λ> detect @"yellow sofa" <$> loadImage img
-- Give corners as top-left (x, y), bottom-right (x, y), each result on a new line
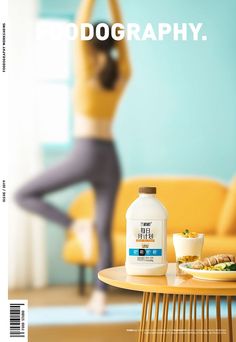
top-left (63, 176), bottom-right (236, 277)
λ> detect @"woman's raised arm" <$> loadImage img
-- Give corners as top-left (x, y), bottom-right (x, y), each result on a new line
top-left (75, 0), bottom-right (96, 75)
top-left (76, 0), bottom-right (95, 25)
top-left (108, 0), bottom-right (132, 81)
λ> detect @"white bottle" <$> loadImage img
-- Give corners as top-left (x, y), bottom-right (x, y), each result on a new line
top-left (125, 186), bottom-right (168, 276)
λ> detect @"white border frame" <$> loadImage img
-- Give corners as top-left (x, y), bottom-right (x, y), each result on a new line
top-left (0, 0), bottom-right (8, 340)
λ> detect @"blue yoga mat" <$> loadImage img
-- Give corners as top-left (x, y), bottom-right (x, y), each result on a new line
top-left (29, 300), bottom-right (236, 326)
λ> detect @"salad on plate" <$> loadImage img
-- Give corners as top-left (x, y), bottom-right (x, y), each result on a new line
top-left (186, 254), bottom-right (236, 271)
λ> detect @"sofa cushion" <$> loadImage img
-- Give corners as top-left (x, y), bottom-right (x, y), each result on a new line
top-left (63, 231), bottom-right (236, 266)
top-left (217, 176), bottom-right (236, 235)
top-left (69, 177), bottom-right (227, 236)
top-left (113, 177), bottom-right (227, 234)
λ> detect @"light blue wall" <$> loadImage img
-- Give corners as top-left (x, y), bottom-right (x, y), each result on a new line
top-left (40, 0), bottom-right (236, 284)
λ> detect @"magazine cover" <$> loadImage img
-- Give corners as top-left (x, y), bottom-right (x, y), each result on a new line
top-left (1, 0), bottom-right (236, 341)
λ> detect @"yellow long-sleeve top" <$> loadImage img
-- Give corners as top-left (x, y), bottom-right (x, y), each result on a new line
top-left (74, 0), bottom-right (131, 121)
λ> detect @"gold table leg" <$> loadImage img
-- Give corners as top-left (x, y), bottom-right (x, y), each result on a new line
top-left (138, 293), bottom-right (234, 342)
top-left (227, 296), bottom-right (233, 342)
top-left (206, 296), bottom-right (209, 342)
top-left (193, 295), bottom-right (197, 342)
top-left (139, 292), bottom-right (149, 342)
top-left (171, 295), bottom-right (176, 342)
top-left (188, 295), bottom-right (193, 342)
top-left (201, 295), bottom-right (205, 342)
top-left (138, 293), bottom-right (176, 342)
top-left (160, 294), bottom-right (166, 341)
top-left (216, 296), bottom-right (221, 342)
top-left (163, 295), bottom-right (169, 342)
top-left (147, 293), bottom-right (153, 342)
top-left (152, 293), bottom-right (160, 342)
top-left (183, 295), bottom-right (186, 342)
top-left (176, 295), bottom-right (181, 342)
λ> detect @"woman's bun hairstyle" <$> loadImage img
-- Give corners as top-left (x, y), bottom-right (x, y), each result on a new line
top-left (91, 22), bottom-right (119, 90)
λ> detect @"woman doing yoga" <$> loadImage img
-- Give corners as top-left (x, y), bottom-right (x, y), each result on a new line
top-left (15, 0), bottom-right (131, 314)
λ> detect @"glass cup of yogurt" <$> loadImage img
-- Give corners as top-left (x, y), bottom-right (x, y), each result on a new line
top-left (173, 230), bottom-right (204, 273)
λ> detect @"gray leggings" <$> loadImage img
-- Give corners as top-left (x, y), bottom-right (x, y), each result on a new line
top-left (15, 138), bottom-right (121, 290)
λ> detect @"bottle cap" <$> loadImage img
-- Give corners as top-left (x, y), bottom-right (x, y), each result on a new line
top-left (139, 186), bottom-right (156, 194)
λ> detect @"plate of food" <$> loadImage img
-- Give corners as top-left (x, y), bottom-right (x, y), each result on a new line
top-left (179, 254), bottom-right (236, 281)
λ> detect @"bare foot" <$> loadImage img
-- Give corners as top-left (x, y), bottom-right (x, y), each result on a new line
top-left (86, 289), bottom-right (107, 315)
top-left (70, 219), bottom-right (94, 260)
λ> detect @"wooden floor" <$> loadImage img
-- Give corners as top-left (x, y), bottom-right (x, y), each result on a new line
top-left (28, 323), bottom-right (139, 342)
top-left (9, 285), bottom-right (141, 342)
top-left (9, 287), bottom-right (236, 342)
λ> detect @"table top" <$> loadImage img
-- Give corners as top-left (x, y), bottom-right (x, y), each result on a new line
top-left (98, 263), bottom-right (236, 296)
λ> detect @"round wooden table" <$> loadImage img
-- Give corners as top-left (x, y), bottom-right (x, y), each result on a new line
top-left (98, 263), bottom-right (236, 342)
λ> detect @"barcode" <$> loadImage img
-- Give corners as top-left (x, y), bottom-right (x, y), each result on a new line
top-left (9, 300), bottom-right (28, 341)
